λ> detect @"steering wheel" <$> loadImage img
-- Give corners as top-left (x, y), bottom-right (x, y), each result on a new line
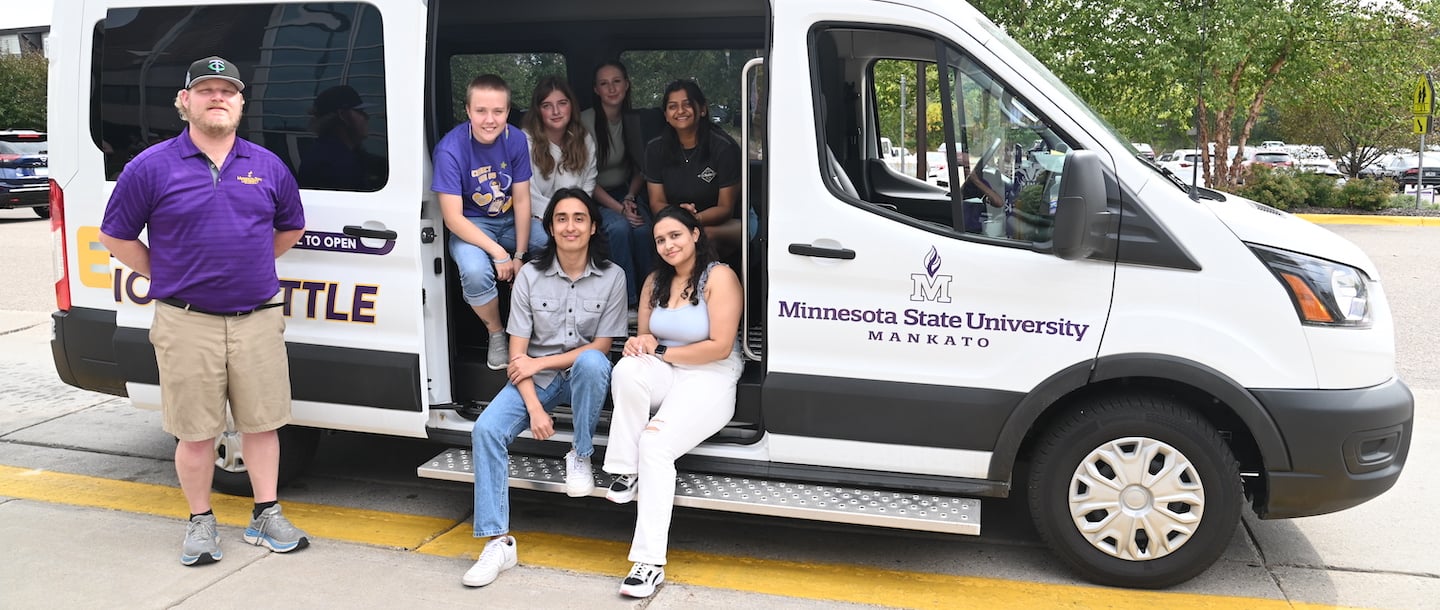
top-left (964, 137), bottom-right (1004, 207)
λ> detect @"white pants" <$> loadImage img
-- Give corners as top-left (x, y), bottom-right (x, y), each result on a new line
top-left (603, 350), bottom-right (743, 565)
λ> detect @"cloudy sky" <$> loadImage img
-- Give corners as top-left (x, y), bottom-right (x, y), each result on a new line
top-left (1, 1), bottom-right (54, 29)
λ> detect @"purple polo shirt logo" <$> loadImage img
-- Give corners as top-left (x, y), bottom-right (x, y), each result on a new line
top-left (910, 246), bottom-right (953, 303)
top-left (237, 171), bottom-right (263, 185)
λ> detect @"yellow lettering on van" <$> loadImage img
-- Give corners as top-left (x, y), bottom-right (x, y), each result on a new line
top-left (76, 226), bottom-right (112, 289)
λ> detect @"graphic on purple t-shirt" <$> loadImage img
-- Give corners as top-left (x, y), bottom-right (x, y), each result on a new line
top-left (431, 122), bottom-right (533, 218)
top-left (100, 128), bottom-right (305, 313)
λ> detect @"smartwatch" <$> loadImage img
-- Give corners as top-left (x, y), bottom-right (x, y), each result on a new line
top-left (653, 344), bottom-right (668, 360)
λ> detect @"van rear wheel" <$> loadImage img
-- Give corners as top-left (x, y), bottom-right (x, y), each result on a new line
top-left (33, 205), bottom-right (50, 219)
top-left (1027, 396), bottom-right (1242, 589)
top-left (209, 425), bottom-right (322, 496)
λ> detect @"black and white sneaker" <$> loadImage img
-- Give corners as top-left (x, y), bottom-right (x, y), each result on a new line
top-left (606, 474), bottom-right (638, 504)
top-left (618, 562), bottom-right (664, 598)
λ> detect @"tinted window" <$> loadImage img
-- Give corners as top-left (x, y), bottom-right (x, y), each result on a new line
top-left (621, 48), bottom-right (762, 143)
top-left (92, 3), bottom-right (389, 190)
top-left (448, 53), bottom-right (567, 126)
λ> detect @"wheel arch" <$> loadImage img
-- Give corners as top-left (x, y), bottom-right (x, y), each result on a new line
top-left (990, 354), bottom-right (1288, 489)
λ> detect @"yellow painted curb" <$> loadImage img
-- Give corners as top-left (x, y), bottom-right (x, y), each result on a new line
top-left (0, 464), bottom-right (456, 549)
top-left (0, 464), bottom-right (1367, 610)
top-left (1295, 213), bottom-right (1440, 226)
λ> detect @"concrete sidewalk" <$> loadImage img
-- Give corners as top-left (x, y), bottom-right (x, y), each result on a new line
top-left (0, 310), bottom-right (867, 609)
top-left (0, 495), bottom-right (857, 609)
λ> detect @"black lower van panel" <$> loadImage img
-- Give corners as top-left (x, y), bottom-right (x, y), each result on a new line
top-left (761, 372), bottom-right (1020, 450)
top-left (51, 308), bottom-right (127, 396)
top-left (53, 306), bottom-right (422, 412)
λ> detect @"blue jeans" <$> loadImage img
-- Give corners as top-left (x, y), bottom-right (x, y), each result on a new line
top-left (448, 214), bottom-right (549, 306)
top-left (471, 349), bottom-right (611, 537)
top-left (601, 186), bottom-right (653, 306)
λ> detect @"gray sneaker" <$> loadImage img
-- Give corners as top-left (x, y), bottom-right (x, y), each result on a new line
top-left (487, 331), bottom-right (509, 370)
top-left (243, 505), bottom-right (310, 553)
top-left (180, 513), bottom-right (222, 566)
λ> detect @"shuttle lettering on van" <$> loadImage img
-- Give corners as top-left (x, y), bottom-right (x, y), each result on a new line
top-left (107, 268), bottom-right (378, 323)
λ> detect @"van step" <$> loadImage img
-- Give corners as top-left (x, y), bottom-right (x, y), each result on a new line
top-left (418, 448), bottom-right (980, 535)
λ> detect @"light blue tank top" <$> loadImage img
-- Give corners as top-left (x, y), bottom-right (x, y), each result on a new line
top-left (650, 262), bottom-right (722, 347)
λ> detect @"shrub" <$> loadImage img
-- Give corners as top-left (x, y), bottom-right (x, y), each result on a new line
top-left (1294, 172), bottom-right (1339, 208)
top-left (1238, 165), bottom-right (1306, 210)
top-left (1337, 178), bottom-right (1394, 211)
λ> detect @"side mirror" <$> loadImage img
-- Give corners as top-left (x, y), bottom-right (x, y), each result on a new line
top-left (1052, 150), bottom-right (1108, 261)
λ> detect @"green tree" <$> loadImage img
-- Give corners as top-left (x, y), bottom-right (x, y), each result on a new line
top-left (0, 54), bottom-right (47, 130)
top-left (970, 0), bottom-right (1399, 190)
top-left (1275, 10), bottom-right (1440, 176)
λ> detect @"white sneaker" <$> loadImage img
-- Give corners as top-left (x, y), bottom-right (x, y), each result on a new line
top-left (606, 474), bottom-right (638, 504)
top-left (564, 449), bottom-right (594, 497)
top-left (462, 535), bottom-right (518, 587)
top-left (619, 562), bottom-right (665, 598)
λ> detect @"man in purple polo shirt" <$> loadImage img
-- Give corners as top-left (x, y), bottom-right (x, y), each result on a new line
top-left (99, 56), bottom-right (310, 567)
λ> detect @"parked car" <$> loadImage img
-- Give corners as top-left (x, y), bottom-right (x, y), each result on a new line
top-left (1131, 142), bottom-right (1155, 160)
top-left (1248, 151), bottom-right (1295, 169)
top-left (1397, 164), bottom-right (1440, 190)
top-left (0, 130), bottom-right (49, 218)
top-left (1296, 158), bottom-right (1347, 186)
top-left (1381, 156), bottom-right (1422, 191)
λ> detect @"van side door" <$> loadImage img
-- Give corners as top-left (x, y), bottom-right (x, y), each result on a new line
top-left (762, 4), bottom-right (1118, 480)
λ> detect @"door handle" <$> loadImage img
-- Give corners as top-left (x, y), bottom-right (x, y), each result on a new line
top-left (343, 225), bottom-right (398, 240)
top-left (788, 243), bottom-right (856, 260)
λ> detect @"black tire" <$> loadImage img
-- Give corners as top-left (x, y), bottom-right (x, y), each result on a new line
top-left (209, 426), bottom-right (322, 496)
top-left (1027, 396), bottom-right (1242, 589)
top-left (33, 206), bottom-right (50, 219)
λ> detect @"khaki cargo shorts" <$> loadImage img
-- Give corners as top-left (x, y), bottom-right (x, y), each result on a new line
top-left (150, 300), bottom-right (292, 442)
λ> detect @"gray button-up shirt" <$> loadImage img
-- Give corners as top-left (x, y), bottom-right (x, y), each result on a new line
top-left (507, 258), bottom-right (628, 388)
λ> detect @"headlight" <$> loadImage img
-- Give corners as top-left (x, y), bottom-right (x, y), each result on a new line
top-left (1250, 244), bottom-right (1371, 327)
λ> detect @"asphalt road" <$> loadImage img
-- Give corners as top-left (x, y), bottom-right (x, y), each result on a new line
top-left (2, 208), bottom-right (1438, 608)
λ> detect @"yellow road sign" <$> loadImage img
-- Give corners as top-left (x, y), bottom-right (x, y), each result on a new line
top-left (1414, 75), bottom-right (1435, 116)
top-left (1415, 115), bottom-right (1430, 135)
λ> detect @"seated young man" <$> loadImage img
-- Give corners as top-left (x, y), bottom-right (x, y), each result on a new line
top-left (462, 187), bottom-right (628, 588)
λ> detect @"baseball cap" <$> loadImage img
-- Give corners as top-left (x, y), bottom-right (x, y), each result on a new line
top-left (186, 56), bottom-right (245, 91)
top-left (312, 85), bottom-right (367, 116)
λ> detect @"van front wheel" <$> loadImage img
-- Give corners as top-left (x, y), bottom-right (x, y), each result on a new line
top-left (209, 426), bottom-right (322, 496)
top-left (1027, 397), bottom-right (1242, 589)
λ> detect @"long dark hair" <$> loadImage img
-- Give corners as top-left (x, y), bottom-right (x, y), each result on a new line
top-left (649, 205), bottom-right (717, 309)
top-left (523, 76), bottom-right (588, 179)
top-left (590, 60), bottom-right (634, 171)
top-left (529, 187), bottom-right (612, 271)
top-left (659, 79), bottom-right (721, 169)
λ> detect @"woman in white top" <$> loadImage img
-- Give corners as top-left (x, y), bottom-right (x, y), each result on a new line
top-left (581, 60), bottom-right (650, 307)
top-left (602, 205), bottom-right (744, 598)
top-left (523, 76), bottom-right (597, 249)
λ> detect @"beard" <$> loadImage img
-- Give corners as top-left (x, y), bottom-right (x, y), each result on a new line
top-left (187, 105), bottom-right (242, 137)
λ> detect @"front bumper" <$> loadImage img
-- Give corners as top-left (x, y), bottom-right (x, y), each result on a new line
top-left (1252, 378), bottom-right (1413, 519)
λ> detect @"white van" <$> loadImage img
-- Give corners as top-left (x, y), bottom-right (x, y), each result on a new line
top-left (47, 0), bottom-right (1411, 589)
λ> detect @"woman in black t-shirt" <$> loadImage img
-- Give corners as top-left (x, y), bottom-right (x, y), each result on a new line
top-left (643, 80), bottom-right (744, 255)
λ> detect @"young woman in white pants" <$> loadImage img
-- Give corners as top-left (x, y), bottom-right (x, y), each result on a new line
top-left (603, 205), bottom-right (743, 598)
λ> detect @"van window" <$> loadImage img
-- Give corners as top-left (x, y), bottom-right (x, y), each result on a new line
top-left (815, 27), bottom-right (1072, 243)
top-left (448, 53), bottom-right (567, 126)
top-left (92, 3), bottom-right (389, 191)
top-left (93, 3), bottom-right (391, 189)
top-left (620, 49), bottom-right (762, 140)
